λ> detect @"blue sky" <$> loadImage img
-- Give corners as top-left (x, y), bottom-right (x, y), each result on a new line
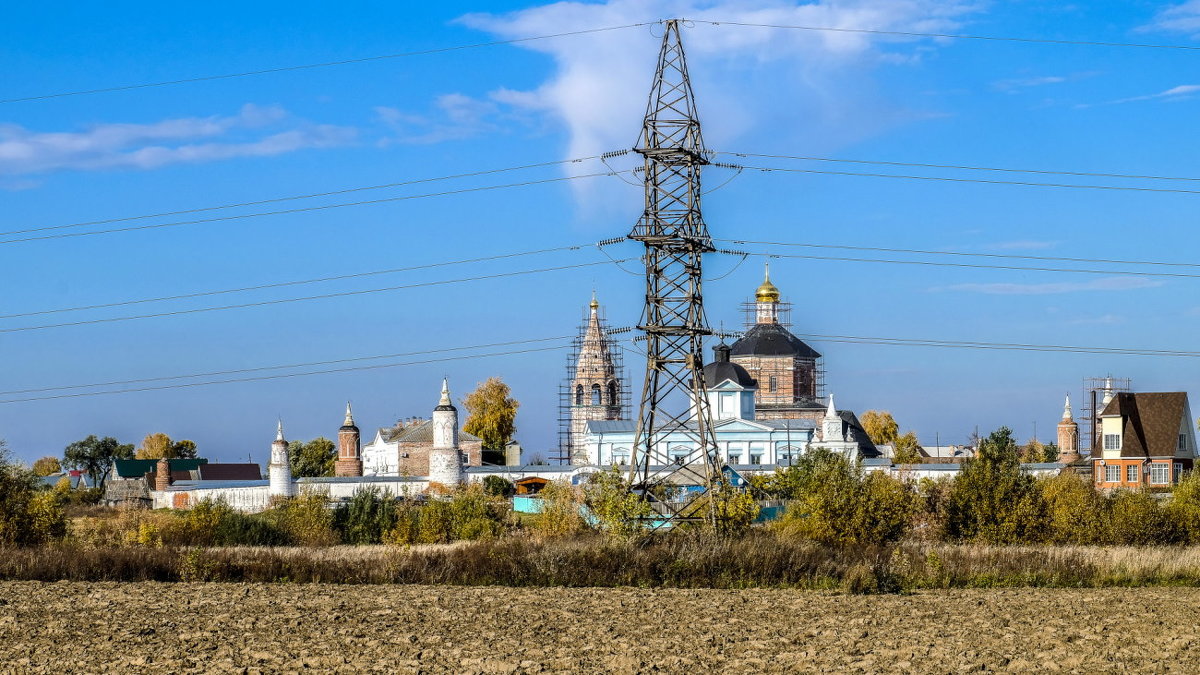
top-left (4, 0), bottom-right (1200, 464)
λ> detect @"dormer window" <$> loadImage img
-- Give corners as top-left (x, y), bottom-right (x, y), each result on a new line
top-left (1180, 434), bottom-right (1188, 451)
top-left (1103, 434), bottom-right (1121, 450)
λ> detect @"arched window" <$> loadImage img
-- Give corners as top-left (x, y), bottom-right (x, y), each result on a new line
top-left (607, 381), bottom-right (618, 406)
top-left (575, 385), bottom-right (584, 405)
top-left (591, 383), bottom-right (602, 406)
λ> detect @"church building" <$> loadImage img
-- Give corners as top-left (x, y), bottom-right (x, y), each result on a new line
top-left (582, 270), bottom-right (878, 466)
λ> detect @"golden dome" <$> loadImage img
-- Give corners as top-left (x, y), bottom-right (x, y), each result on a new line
top-left (755, 264), bottom-right (780, 303)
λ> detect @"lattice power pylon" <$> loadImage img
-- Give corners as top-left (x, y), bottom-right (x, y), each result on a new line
top-left (626, 19), bottom-right (722, 524)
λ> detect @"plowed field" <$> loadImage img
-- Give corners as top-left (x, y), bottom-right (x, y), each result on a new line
top-left (2, 582), bottom-right (1198, 672)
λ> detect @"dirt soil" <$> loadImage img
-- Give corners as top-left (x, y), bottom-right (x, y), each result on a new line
top-left (2, 582), bottom-right (1199, 673)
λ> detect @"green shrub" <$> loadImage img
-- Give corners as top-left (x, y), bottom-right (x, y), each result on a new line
top-left (944, 427), bottom-right (1046, 544)
top-left (1108, 490), bottom-right (1181, 545)
top-left (482, 476), bottom-right (515, 498)
top-left (334, 487), bottom-right (398, 545)
top-left (1040, 472), bottom-right (1105, 545)
top-left (0, 449), bottom-right (68, 547)
top-left (531, 481), bottom-right (587, 538)
top-left (265, 493), bottom-right (337, 546)
top-left (775, 452), bottom-right (916, 547)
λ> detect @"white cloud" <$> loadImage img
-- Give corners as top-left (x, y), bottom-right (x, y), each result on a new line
top-left (1065, 314), bottom-right (1125, 325)
top-left (939, 276), bottom-right (1162, 295)
top-left (1143, 1), bottom-right (1200, 37)
top-left (448, 0), bottom-right (978, 210)
top-left (992, 75), bottom-right (1067, 93)
top-left (0, 104), bottom-right (355, 177)
top-left (1080, 84), bottom-right (1200, 108)
top-left (375, 93), bottom-right (500, 145)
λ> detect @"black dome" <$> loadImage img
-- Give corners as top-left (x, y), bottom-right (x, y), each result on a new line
top-left (703, 343), bottom-right (757, 388)
top-left (730, 323), bottom-right (821, 359)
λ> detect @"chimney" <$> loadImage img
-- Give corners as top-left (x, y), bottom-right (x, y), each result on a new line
top-left (154, 457), bottom-right (171, 491)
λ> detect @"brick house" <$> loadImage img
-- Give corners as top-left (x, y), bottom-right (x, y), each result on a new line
top-left (362, 418), bottom-right (483, 477)
top-left (1093, 392), bottom-right (1196, 490)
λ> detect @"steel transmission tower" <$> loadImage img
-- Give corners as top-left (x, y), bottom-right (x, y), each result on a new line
top-left (627, 19), bottom-right (721, 522)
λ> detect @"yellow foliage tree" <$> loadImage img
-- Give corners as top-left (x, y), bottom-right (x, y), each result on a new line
top-left (860, 410), bottom-right (899, 445)
top-left (462, 377), bottom-right (519, 451)
top-left (135, 433), bottom-right (174, 460)
top-left (31, 456), bottom-right (61, 476)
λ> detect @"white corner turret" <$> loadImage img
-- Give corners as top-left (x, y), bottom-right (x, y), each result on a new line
top-left (269, 420), bottom-right (294, 498)
top-left (428, 378), bottom-right (464, 488)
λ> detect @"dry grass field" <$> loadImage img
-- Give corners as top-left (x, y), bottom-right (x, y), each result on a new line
top-left (2, 582), bottom-right (1200, 673)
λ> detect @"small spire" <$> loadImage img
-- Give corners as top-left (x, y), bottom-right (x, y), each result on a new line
top-left (344, 401), bottom-right (355, 426)
top-left (826, 394), bottom-right (837, 417)
top-left (276, 419), bottom-right (285, 442)
top-left (764, 262), bottom-right (771, 282)
top-left (1062, 393), bottom-right (1072, 421)
top-left (439, 378), bottom-right (452, 407)
top-left (590, 289), bottom-right (599, 310)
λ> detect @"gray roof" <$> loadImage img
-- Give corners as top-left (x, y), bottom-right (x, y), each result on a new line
top-left (730, 323), bottom-right (821, 359)
top-left (380, 419), bottom-right (482, 444)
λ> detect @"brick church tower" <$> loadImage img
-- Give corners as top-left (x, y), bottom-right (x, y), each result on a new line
top-left (730, 265), bottom-right (824, 421)
top-left (1057, 394), bottom-right (1080, 464)
top-left (335, 402), bottom-right (363, 477)
top-left (566, 294), bottom-right (624, 464)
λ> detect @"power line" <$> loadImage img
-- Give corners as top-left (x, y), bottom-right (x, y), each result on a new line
top-left (722, 163), bottom-right (1200, 196)
top-left (0, 242), bottom-right (595, 319)
top-left (0, 154), bottom-right (614, 238)
top-left (11, 327), bottom-right (1200, 405)
top-left (0, 345), bottom-right (571, 404)
top-left (0, 171), bottom-right (628, 245)
top-left (0, 258), bottom-right (633, 333)
top-left (717, 239), bottom-right (1200, 271)
top-left (793, 332), bottom-right (1200, 358)
top-left (728, 249), bottom-right (1200, 280)
top-left (717, 151), bottom-right (1200, 184)
top-left (693, 18), bottom-right (1200, 51)
top-left (1, 23), bottom-right (656, 104)
top-left (0, 335), bottom-right (576, 396)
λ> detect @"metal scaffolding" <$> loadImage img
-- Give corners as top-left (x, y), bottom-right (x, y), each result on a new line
top-left (556, 302), bottom-right (630, 465)
top-left (626, 19), bottom-right (722, 523)
top-left (1080, 376), bottom-right (1131, 454)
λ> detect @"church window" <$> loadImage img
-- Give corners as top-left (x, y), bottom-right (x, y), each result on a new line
top-left (591, 384), bottom-right (602, 406)
top-left (575, 385), bottom-right (584, 406)
top-left (608, 381), bottom-right (618, 405)
top-left (768, 376), bottom-right (777, 392)
top-left (749, 453), bottom-right (762, 465)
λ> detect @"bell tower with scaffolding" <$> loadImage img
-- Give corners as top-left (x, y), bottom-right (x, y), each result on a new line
top-left (558, 293), bottom-right (628, 464)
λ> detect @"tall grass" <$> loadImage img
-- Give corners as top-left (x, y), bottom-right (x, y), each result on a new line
top-left (8, 533), bottom-right (1200, 590)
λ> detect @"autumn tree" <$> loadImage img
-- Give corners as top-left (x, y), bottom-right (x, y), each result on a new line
top-left (31, 456), bottom-right (62, 476)
top-left (860, 410), bottom-right (899, 445)
top-left (63, 435), bottom-right (134, 490)
top-left (289, 437), bottom-right (336, 478)
top-left (462, 377), bottom-right (519, 452)
top-left (135, 433), bottom-right (174, 459)
top-left (893, 432), bottom-right (923, 464)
